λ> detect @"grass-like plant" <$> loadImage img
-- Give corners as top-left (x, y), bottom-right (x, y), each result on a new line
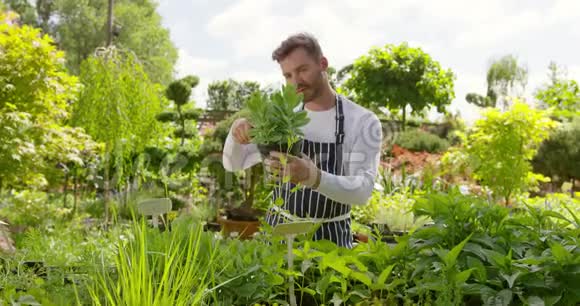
top-left (82, 218), bottom-right (231, 305)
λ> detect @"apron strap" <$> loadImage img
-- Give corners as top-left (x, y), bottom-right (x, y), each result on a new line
top-left (335, 95), bottom-right (345, 175)
top-left (335, 95), bottom-right (345, 145)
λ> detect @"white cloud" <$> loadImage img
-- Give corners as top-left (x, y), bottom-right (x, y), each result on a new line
top-left (175, 49), bottom-right (228, 78)
top-left (164, 0), bottom-right (580, 114)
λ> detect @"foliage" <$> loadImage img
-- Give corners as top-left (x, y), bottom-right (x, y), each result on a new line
top-left (466, 54), bottom-right (528, 109)
top-left (534, 62), bottom-right (580, 120)
top-left (84, 219), bottom-right (228, 305)
top-left (523, 192), bottom-right (580, 226)
top-left (7, 0), bottom-right (179, 84)
top-left (343, 42), bottom-right (455, 129)
top-left (206, 79), bottom-right (262, 111)
top-left (394, 129), bottom-right (450, 153)
top-left (245, 83), bottom-right (310, 146)
top-left (351, 190), bottom-right (423, 232)
top-left (72, 46), bottom-right (166, 189)
top-left (0, 18), bottom-right (100, 189)
top-left (0, 190), bottom-right (69, 230)
top-left (464, 101), bottom-right (556, 204)
top-left (532, 118), bottom-right (580, 193)
top-left (157, 75), bottom-right (202, 146)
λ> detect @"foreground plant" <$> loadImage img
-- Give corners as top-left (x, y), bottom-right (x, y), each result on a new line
top-left (83, 218), bottom-right (227, 305)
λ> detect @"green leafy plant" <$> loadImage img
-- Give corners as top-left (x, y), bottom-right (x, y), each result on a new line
top-left (245, 84), bottom-right (310, 154)
top-left (394, 129), bottom-right (450, 153)
top-left (464, 101), bottom-right (557, 205)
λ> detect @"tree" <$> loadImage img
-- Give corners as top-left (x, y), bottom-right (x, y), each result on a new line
top-left (533, 118), bottom-right (580, 197)
top-left (534, 62), bottom-right (580, 120)
top-left (343, 42), bottom-right (455, 130)
top-left (71, 46), bottom-right (167, 221)
top-left (466, 54), bottom-right (528, 109)
top-left (206, 79), bottom-right (261, 111)
top-left (157, 75), bottom-right (202, 146)
top-left (0, 14), bottom-right (100, 190)
top-left (3, 0), bottom-right (178, 85)
top-left (465, 101), bottom-right (556, 205)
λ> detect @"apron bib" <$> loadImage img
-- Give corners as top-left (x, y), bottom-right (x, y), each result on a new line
top-left (265, 94), bottom-right (352, 248)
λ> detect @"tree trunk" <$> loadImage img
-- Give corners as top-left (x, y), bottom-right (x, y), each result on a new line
top-left (572, 178), bottom-right (576, 198)
top-left (178, 104), bottom-right (185, 146)
top-left (402, 106), bottom-right (407, 132)
top-left (72, 168), bottom-right (78, 218)
top-left (104, 151), bottom-right (111, 227)
top-left (106, 0), bottom-right (114, 46)
top-left (63, 170), bottom-right (69, 208)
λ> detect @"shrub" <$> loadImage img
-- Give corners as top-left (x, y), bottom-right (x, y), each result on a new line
top-left (394, 129), bottom-right (450, 153)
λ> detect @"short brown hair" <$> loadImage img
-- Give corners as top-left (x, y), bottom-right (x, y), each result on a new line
top-left (271, 32), bottom-right (323, 62)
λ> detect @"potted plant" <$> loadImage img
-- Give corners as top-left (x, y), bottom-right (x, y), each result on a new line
top-left (245, 84), bottom-right (310, 158)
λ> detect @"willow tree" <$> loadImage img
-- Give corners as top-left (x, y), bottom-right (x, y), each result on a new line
top-left (72, 46), bottom-right (166, 221)
top-left (466, 54), bottom-right (528, 109)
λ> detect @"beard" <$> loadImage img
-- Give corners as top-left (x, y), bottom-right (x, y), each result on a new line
top-left (297, 79), bottom-right (322, 102)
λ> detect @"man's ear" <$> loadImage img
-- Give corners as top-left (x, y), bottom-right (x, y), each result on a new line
top-left (320, 56), bottom-right (328, 70)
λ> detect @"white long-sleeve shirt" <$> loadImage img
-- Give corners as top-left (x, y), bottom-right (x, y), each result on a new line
top-left (222, 96), bottom-right (383, 206)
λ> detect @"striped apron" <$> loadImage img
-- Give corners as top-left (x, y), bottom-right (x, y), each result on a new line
top-left (265, 94), bottom-right (352, 248)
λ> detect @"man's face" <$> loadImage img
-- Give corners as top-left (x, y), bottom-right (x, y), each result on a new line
top-left (279, 47), bottom-right (327, 102)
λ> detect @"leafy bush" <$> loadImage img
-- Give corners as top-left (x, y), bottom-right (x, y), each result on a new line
top-left (393, 129), bottom-right (450, 153)
top-left (464, 101), bottom-right (556, 204)
top-left (532, 118), bottom-right (580, 193)
top-left (0, 190), bottom-right (69, 230)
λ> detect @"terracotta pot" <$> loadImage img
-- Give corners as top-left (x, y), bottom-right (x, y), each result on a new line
top-left (217, 216), bottom-right (260, 240)
top-left (354, 233), bottom-right (369, 243)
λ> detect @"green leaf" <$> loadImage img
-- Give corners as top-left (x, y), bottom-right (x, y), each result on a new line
top-left (500, 272), bottom-right (521, 289)
top-left (526, 296), bottom-right (545, 306)
top-left (454, 268), bottom-right (475, 285)
top-left (550, 242), bottom-right (572, 263)
top-left (350, 271), bottom-right (372, 287)
top-left (467, 256), bottom-right (487, 282)
top-left (299, 287), bottom-right (316, 296)
top-left (444, 233), bottom-right (473, 267)
top-left (484, 289), bottom-right (512, 306)
top-left (377, 264), bottom-right (395, 286)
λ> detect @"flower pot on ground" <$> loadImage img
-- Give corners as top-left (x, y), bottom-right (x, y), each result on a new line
top-left (217, 215), bottom-right (260, 239)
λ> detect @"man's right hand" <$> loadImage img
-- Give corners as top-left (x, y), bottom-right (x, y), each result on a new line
top-left (231, 118), bottom-right (252, 144)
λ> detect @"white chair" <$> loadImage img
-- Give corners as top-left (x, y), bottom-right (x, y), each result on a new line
top-left (137, 198), bottom-right (172, 229)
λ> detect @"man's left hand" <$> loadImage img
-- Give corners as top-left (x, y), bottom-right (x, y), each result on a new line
top-left (264, 151), bottom-right (321, 189)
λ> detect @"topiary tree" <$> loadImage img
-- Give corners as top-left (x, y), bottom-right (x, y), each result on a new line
top-left (465, 101), bottom-right (556, 205)
top-left (156, 75), bottom-right (202, 146)
top-left (532, 118), bottom-right (580, 197)
top-left (343, 42), bottom-right (455, 130)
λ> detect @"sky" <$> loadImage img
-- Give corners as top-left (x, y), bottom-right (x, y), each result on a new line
top-left (156, 0), bottom-right (580, 124)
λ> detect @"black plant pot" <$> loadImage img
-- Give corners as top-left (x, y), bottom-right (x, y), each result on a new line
top-left (257, 138), bottom-right (304, 158)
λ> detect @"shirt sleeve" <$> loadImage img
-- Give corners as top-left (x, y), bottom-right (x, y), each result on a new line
top-left (222, 126), bottom-right (262, 172)
top-left (315, 112), bottom-right (382, 205)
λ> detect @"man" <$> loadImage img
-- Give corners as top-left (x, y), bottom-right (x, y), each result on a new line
top-left (222, 32), bottom-right (382, 248)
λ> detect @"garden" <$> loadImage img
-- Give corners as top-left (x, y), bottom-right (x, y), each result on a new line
top-left (1, 2), bottom-right (580, 306)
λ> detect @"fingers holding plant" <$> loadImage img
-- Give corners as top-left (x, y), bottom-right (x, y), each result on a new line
top-left (231, 118), bottom-right (252, 144)
top-left (265, 152), bottom-right (321, 189)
